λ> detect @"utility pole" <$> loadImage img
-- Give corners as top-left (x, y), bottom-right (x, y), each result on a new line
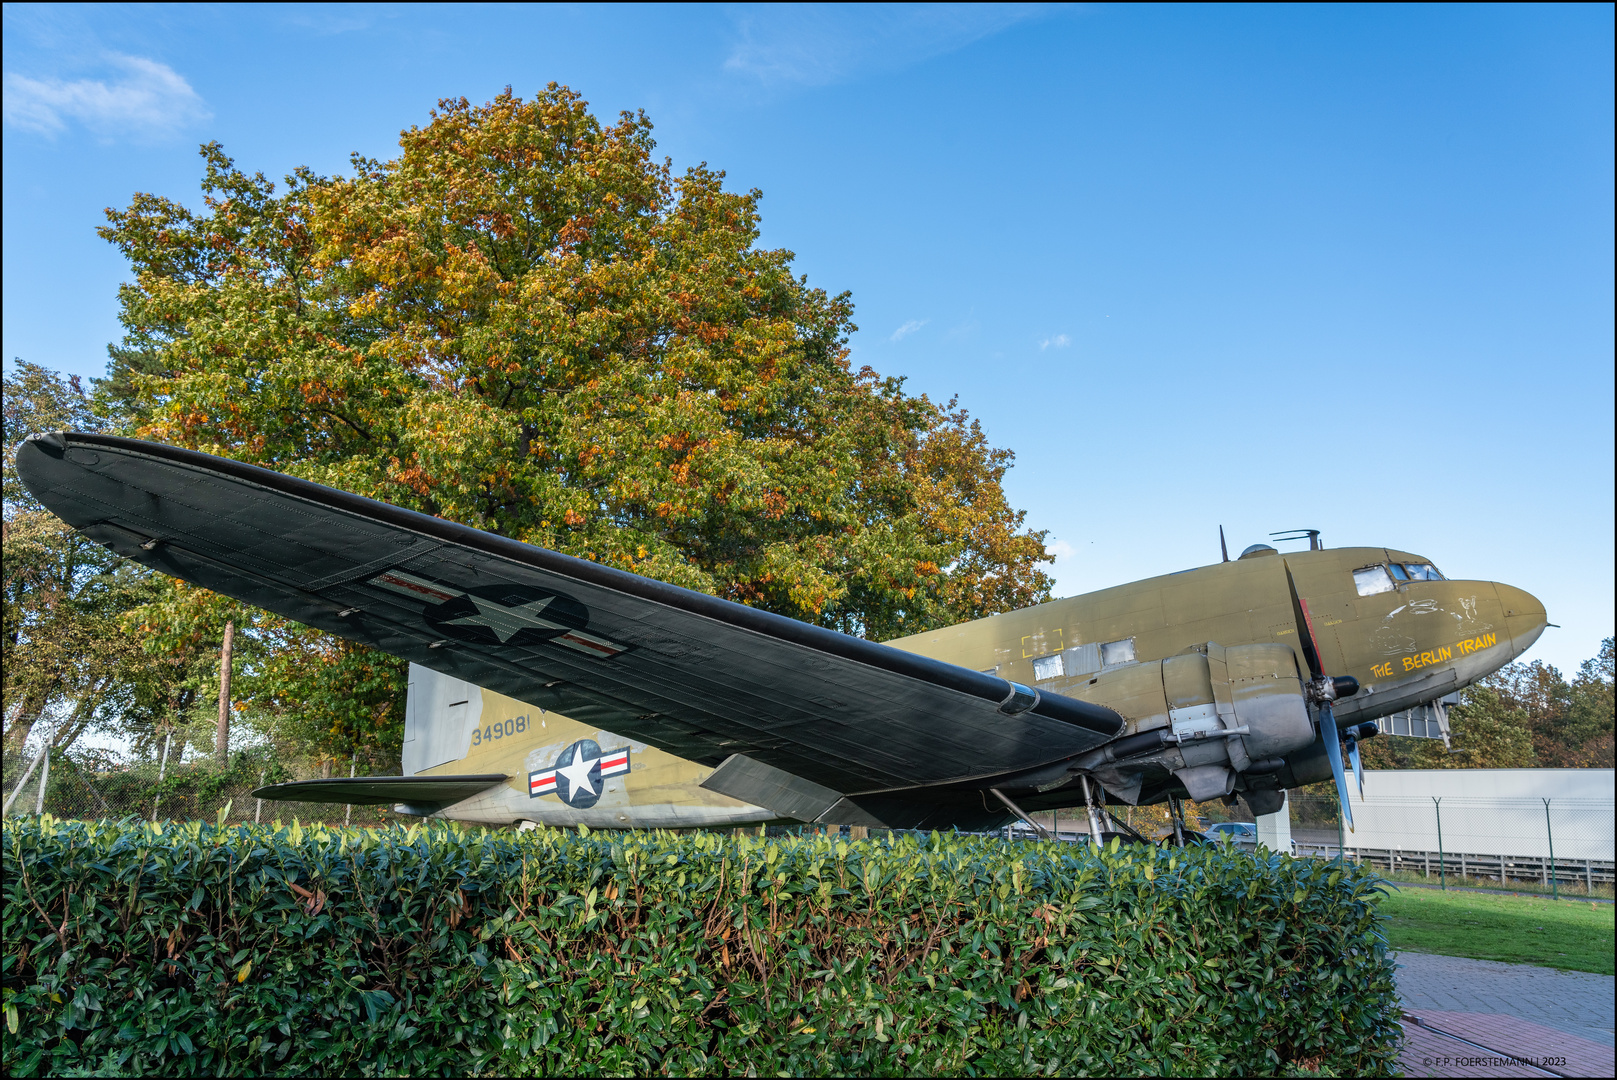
top-left (1543, 798), bottom-right (1557, 901)
top-left (153, 730), bottom-right (172, 823)
top-left (344, 751), bottom-right (356, 827)
top-left (34, 741), bottom-right (50, 816)
top-left (215, 620), bottom-right (234, 769)
top-left (1434, 797), bottom-right (1445, 890)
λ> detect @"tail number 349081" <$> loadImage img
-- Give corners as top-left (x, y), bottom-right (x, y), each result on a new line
top-left (472, 715), bottom-right (530, 746)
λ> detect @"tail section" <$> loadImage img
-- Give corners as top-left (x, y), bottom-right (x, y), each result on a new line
top-left (257, 663), bottom-right (774, 829)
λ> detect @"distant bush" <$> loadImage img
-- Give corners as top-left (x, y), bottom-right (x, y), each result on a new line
top-left (1, 817), bottom-right (1400, 1076)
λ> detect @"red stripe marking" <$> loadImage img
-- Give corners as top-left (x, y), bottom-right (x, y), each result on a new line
top-left (1297, 596), bottom-right (1323, 671)
top-left (375, 572), bottom-right (460, 603)
top-left (561, 632), bottom-right (622, 656)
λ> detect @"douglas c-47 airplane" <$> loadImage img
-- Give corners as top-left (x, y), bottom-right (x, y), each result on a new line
top-left (17, 433), bottom-right (1548, 837)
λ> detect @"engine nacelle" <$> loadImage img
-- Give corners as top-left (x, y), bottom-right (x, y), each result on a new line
top-left (1065, 642), bottom-right (1312, 804)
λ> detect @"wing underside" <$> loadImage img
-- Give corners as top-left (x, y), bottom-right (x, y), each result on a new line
top-left (18, 433), bottom-right (1122, 810)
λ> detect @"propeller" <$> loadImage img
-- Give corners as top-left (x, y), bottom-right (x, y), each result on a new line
top-left (1285, 569), bottom-right (1361, 832)
top-left (1343, 719), bottom-right (1380, 799)
top-left (1348, 731), bottom-right (1364, 798)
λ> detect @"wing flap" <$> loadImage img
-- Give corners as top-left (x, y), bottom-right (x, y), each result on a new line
top-left (701, 754), bottom-right (844, 822)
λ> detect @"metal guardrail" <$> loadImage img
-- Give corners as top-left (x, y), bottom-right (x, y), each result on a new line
top-left (1294, 842), bottom-right (1614, 891)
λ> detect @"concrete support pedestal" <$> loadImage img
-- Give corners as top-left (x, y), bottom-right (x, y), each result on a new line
top-left (1256, 792), bottom-right (1293, 853)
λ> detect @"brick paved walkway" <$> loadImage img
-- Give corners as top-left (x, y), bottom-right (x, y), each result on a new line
top-left (1395, 952), bottom-right (1615, 1078)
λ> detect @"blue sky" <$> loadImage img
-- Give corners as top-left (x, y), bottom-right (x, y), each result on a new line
top-left (4, 3), bottom-right (1612, 674)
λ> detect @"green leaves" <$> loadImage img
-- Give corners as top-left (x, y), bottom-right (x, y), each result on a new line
top-left (97, 87), bottom-right (1055, 677)
top-left (2, 818), bottom-right (1402, 1077)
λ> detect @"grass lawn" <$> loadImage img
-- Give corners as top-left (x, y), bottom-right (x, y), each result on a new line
top-left (1377, 885), bottom-right (1615, 975)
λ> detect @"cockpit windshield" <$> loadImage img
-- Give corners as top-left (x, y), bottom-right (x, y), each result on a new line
top-left (1356, 562), bottom-right (1444, 595)
top-left (1353, 566), bottom-right (1395, 596)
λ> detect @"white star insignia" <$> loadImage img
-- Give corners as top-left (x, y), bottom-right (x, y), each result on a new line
top-left (443, 594), bottom-right (564, 644)
top-left (555, 751), bottom-right (598, 797)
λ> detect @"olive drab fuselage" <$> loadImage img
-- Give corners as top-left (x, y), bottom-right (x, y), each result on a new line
top-left (421, 543), bottom-right (1546, 825)
top-left (888, 545), bottom-right (1543, 725)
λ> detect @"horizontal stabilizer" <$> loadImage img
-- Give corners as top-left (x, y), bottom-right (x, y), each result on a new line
top-left (251, 774), bottom-right (508, 806)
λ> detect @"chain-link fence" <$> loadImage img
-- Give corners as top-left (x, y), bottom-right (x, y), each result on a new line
top-left (1284, 790), bottom-right (1614, 899)
top-left (2, 737), bottom-right (401, 830)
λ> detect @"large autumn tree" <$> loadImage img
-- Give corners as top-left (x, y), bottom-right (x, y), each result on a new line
top-left (95, 86), bottom-right (1053, 759)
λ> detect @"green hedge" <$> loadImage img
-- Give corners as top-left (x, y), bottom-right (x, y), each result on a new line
top-left (2, 816), bottom-right (1400, 1076)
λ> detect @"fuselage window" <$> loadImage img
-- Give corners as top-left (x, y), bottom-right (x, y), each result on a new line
top-left (1387, 563), bottom-right (1409, 581)
top-left (1404, 562), bottom-right (1445, 581)
top-left (1353, 566), bottom-right (1395, 596)
top-left (1100, 637), bottom-right (1136, 667)
top-left (1031, 654), bottom-right (1065, 681)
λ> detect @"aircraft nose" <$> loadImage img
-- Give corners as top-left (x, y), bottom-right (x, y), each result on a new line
top-left (1495, 583), bottom-right (1548, 656)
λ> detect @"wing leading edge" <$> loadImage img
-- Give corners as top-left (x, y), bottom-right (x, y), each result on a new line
top-left (17, 432), bottom-right (1122, 803)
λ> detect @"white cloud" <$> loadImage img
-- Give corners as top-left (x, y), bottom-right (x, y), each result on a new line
top-left (3, 53), bottom-right (211, 139)
top-left (1046, 539), bottom-right (1076, 561)
top-left (725, 4), bottom-right (1056, 87)
top-left (890, 319), bottom-right (927, 342)
top-left (1039, 334), bottom-right (1071, 350)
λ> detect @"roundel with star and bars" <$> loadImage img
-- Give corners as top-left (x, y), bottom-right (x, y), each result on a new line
top-left (367, 569), bottom-right (631, 659)
top-left (528, 739), bottom-right (631, 809)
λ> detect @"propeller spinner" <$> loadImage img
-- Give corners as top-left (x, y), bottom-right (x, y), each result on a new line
top-left (1286, 572), bottom-right (1362, 832)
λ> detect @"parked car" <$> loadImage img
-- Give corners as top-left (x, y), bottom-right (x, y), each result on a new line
top-left (1203, 821), bottom-right (1298, 855)
top-left (1205, 822), bottom-right (1258, 847)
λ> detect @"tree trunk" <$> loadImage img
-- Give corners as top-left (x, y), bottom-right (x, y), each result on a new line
top-left (215, 620), bottom-right (234, 769)
top-left (4, 692), bottom-right (42, 755)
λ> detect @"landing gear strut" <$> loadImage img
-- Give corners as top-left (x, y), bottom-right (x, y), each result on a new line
top-left (1080, 775), bottom-right (1106, 844)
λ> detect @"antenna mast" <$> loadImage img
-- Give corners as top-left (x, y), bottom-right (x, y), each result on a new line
top-left (1270, 529), bottom-right (1323, 551)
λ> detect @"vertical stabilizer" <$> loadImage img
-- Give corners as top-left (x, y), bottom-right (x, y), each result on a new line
top-left (402, 664), bottom-right (482, 775)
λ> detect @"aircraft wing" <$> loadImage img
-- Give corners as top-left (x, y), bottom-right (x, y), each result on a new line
top-left (17, 433), bottom-right (1121, 804)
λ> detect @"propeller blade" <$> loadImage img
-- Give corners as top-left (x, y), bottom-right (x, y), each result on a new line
top-left (1296, 597), bottom-right (1325, 680)
top-left (1283, 568), bottom-right (1326, 680)
top-left (1348, 735), bottom-right (1364, 799)
top-left (1320, 703), bottom-right (1355, 833)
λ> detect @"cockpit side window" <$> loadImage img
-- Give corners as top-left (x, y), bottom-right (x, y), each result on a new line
top-left (1387, 562), bottom-right (1409, 581)
top-left (1353, 566), bottom-right (1396, 596)
top-left (1404, 562), bottom-right (1445, 581)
